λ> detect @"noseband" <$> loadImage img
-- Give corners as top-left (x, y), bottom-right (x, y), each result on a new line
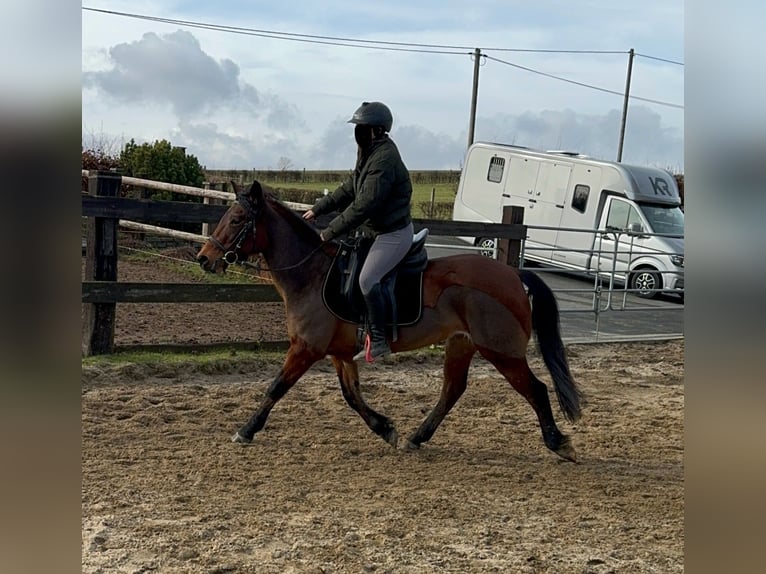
top-left (208, 194), bottom-right (259, 264)
top-left (207, 194), bottom-right (327, 272)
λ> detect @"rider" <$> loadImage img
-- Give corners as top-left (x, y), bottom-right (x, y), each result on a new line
top-left (303, 101), bottom-right (414, 362)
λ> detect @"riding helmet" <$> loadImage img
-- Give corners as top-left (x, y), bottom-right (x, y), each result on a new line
top-left (348, 101), bottom-right (393, 132)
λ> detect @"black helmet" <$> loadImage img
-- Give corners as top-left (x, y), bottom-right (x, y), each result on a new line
top-left (348, 101), bottom-right (393, 132)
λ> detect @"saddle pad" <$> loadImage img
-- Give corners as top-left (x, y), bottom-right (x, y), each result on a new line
top-left (322, 260), bottom-right (424, 326)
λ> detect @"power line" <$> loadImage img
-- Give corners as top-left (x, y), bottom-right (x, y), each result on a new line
top-left (635, 52), bottom-right (684, 66)
top-left (82, 7), bottom-right (468, 55)
top-left (83, 7), bottom-right (467, 50)
top-left (82, 6), bottom-right (683, 108)
top-left (82, 6), bottom-right (680, 62)
top-left (484, 54), bottom-right (684, 109)
top-left (483, 47), bottom-right (626, 55)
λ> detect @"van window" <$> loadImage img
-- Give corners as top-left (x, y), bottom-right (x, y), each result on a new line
top-left (487, 156), bottom-right (505, 183)
top-left (606, 199), bottom-right (642, 231)
top-left (571, 184), bottom-right (589, 213)
top-left (639, 204), bottom-right (684, 235)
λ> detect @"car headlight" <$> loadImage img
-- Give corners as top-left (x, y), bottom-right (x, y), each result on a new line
top-left (670, 255), bottom-right (684, 267)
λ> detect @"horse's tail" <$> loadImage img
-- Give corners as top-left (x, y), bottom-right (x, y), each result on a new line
top-left (519, 270), bottom-right (583, 423)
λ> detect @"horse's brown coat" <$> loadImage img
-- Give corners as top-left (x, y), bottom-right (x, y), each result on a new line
top-left (196, 180), bottom-right (581, 460)
top-left (422, 255), bottom-right (533, 339)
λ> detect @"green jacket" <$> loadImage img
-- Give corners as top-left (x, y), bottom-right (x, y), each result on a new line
top-left (311, 135), bottom-right (412, 240)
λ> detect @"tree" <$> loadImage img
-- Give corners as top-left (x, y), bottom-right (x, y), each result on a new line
top-left (118, 139), bottom-right (206, 233)
top-left (277, 156), bottom-right (293, 171)
top-left (119, 139), bottom-right (205, 195)
top-left (673, 173), bottom-right (684, 209)
top-left (82, 133), bottom-right (121, 191)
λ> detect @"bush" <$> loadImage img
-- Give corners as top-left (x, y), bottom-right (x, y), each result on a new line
top-left (82, 148), bottom-right (121, 192)
top-left (120, 138), bottom-right (205, 199)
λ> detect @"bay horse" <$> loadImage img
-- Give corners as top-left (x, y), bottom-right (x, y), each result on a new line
top-left (196, 180), bottom-right (583, 461)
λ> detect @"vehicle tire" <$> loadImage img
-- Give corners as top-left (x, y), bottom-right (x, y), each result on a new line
top-left (629, 268), bottom-right (662, 299)
top-left (475, 237), bottom-right (496, 258)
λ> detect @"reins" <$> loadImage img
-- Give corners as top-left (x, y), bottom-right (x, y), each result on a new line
top-left (207, 194), bottom-right (329, 273)
top-left (238, 243), bottom-right (327, 273)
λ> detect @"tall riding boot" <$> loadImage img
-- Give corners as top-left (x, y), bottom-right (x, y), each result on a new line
top-left (353, 283), bottom-right (391, 362)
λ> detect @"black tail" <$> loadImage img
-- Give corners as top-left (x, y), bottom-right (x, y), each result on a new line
top-left (519, 270), bottom-right (583, 423)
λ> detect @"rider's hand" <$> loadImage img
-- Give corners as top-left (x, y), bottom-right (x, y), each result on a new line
top-left (302, 209), bottom-right (316, 221)
top-left (319, 230), bottom-right (330, 242)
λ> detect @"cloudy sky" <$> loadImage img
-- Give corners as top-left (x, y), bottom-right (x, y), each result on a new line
top-left (82, 1), bottom-right (684, 171)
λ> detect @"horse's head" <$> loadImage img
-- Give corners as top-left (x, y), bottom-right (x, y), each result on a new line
top-left (197, 180), bottom-right (266, 273)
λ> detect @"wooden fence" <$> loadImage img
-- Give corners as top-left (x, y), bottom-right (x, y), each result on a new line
top-left (82, 171), bottom-right (525, 356)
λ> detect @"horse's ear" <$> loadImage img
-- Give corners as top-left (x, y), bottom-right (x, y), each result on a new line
top-left (247, 180), bottom-right (264, 201)
top-left (230, 180), bottom-right (243, 194)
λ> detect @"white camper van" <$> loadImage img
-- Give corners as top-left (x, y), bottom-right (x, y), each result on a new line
top-left (452, 142), bottom-right (684, 298)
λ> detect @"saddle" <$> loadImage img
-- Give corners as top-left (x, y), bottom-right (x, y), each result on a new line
top-left (322, 229), bottom-right (429, 340)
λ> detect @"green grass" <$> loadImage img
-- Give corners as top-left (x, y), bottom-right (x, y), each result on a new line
top-left (82, 347), bottom-right (284, 367)
top-left (262, 179), bottom-right (458, 207)
top-left (82, 344), bottom-right (447, 369)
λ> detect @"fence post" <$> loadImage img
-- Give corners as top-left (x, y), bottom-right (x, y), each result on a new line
top-left (82, 170), bottom-right (122, 356)
top-left (496, 205), bottom-right (525, 267)
top-left (430, 187), bottom-right (436, 217)
top-left (202, 182), bottom-right (211, 237)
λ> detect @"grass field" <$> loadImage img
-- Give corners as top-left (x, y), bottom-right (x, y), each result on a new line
top-left (260, 178), bottom-right (458, 205)
top-left (258, 178), bottom-right (458, 219)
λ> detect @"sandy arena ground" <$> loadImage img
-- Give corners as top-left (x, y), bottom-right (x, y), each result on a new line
top-left (82, 255), bottom-right (684, 573)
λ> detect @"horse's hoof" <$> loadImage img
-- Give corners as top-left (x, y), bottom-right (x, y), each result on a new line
top-left (553, 441), bottom-right (578, 463)
top-left (382, 428), bottom-right (399, 448)
top-left (402, 440), bottom-right (421, 451)
top-left (232, 432), bottom-right (252, 445)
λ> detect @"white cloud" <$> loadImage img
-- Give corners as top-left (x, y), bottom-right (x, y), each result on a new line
top-left (85, 30), bottom-right (256, 119)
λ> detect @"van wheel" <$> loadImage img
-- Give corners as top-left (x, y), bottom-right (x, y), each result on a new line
top-left (475, 237), bottom-right (496, 258)
top-left (630, 268), bottom-right (662, 299)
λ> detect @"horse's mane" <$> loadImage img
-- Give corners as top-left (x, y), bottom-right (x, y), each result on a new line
top-left (265, 193), bottom-right (323, 246)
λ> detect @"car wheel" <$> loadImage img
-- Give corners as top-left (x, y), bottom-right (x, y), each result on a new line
top-left (630, 268), bottom-right (662, 299)
top-left (475, 237), bottom-right (496, 258)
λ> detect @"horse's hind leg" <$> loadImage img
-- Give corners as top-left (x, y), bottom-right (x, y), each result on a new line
top-left (331, 357), bottom-right (398, 447)
top-left (406, 332), bottom-right (476, 450)
top-left (481, 351), bottom-right (577, 462)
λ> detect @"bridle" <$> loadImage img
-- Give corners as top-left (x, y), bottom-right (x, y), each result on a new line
top-left (207, 194), bottom-right (259, 265)
top-left (207, 194), bottom-right (326, 271)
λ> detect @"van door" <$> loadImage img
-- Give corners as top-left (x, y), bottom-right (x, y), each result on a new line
top-left (502, 156), bottom-right (547, 260)
top-left (503, 157), bottom-right (567, 262)
top-left (554, 164), bottom-right (601, 269)
top-left (596, 196), bottom-right (646, 281)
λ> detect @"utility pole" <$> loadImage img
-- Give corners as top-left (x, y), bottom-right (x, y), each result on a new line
top-left (617, 48), bottom-right (635, 162)
top-left (467, 48), bottom-right (481, 149)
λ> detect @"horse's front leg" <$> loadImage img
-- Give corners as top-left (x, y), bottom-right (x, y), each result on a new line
top-left (233, 339), bottom-right (322, 444)
top-left (331, 357), bottom-right (398, 448)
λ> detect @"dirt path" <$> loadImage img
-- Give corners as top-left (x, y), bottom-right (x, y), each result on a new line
top-left (82, 340), bottom-right (684, 573)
